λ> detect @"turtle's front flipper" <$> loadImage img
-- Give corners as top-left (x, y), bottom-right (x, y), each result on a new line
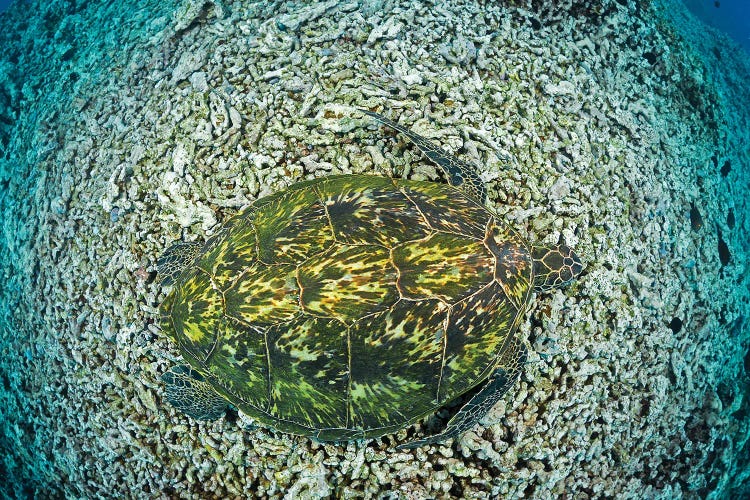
top-left (397, 339), bottom-right (527, 450)
top-left (157, 241), bottom-right (203, 285)
top-left (360, 109), bottom-right (487, 203)
top-left (161, 365), bottom-right (228, 420)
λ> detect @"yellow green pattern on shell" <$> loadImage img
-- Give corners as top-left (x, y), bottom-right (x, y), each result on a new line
top-left (160, 174), bottom-right (533, 439)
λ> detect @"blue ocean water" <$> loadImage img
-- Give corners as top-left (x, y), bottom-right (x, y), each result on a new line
top-left (683, 0), bottom-right (750, 52)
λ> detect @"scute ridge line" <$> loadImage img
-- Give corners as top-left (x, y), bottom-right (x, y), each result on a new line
top-left (393, 180), bottom-right (434, 232)
top-left (436, 305), bottom-right (450, 403)
top-left (345, 325), bottom-right (352, 429)
top-left (482, 216), bottom-right (499, 287)
top-left (449, 279), bottom-right (498, 310)
top-left (389, 246), bottom-right (405, 300)
top-left (263, 327), bottom-right (273, 412)
top-left (295, 264), bottom-right (306, 313)
top-left (313, 183), bottom-right (338, 244)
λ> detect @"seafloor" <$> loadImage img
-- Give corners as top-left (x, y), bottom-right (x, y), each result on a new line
top-left (0, 0), bottom-right (748, 498)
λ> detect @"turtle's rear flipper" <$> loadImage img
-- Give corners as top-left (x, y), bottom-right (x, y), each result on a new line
top-left (161, 365), bottom-right (228, 421)
top-left (157, 241), bottom-right (203, 286)
top-left (397, 340), bottom-right (527, 450)
top-left (360, 109), bottom-right (487, 203)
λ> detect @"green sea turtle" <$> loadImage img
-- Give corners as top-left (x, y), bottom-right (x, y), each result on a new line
top-left (157, 109), bottom-right (583, 449)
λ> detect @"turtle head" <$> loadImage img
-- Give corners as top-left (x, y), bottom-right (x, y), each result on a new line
top-left (531, 244), bottom-right (583, 292)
